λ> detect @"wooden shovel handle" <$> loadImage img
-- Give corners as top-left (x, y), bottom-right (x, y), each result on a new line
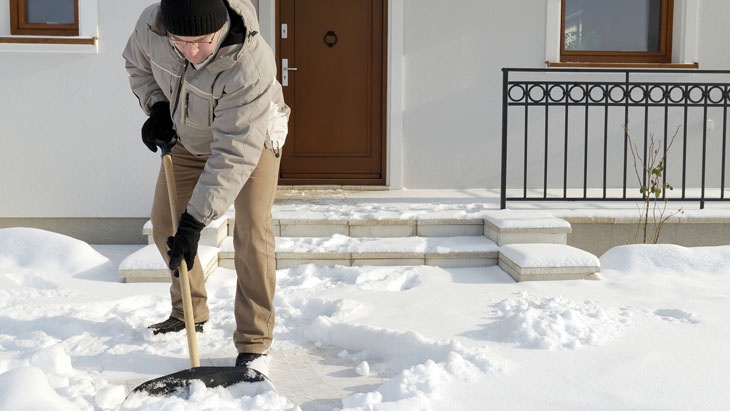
top-left (162, 149), bottom-right (200, 368)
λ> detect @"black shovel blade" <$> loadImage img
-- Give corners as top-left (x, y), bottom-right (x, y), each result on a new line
top-left (131, 366), bottom-right (268, 397)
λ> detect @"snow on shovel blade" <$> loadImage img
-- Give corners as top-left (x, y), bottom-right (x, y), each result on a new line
top-left (131, 366), bottom-right (268, 397)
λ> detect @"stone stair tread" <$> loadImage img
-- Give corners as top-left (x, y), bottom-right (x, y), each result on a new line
top-left (498, 243), bottom-right (600, 282)
top-left (271, 203), bottom-right (470, 221)
top-left (143, 216), bottom-right (229, 246)
top-left (214, 236), bottom-right (500, 269)
top-left (500, 243), bottom-right (599, 267)
top-left (483, 210), bottom-right (571, 232)
top-left (482, 210), bottom-right (572, 246)
top-left (274, 216), bottom-right (482, 223)
top-left (218, 235), bottom-right (499, 256)
top-left (118, 244), bottom-right (219, 283)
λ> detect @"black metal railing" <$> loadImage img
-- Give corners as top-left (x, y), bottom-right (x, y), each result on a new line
top-left (501, 68), bottom-right (730, 209)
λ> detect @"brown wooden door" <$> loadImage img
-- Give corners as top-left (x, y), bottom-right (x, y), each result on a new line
top-left (277, 0), bottom-right (386, 185)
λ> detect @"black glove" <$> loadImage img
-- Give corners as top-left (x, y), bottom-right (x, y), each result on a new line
top-left (141, 101), bottom-right (177, 153)
top-left (167, 211), bottom-right (205, 273)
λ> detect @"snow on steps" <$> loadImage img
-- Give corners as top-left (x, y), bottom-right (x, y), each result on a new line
top-left (142, 216), bottom-right (228, 247)
top-left (483, 210), bottom-right (572, 245)
top-left (118, 209), bottom-right (600, 282)
top-left (219, 235), bottom-right (499, 269)
top-left (499, 243), bottom-right (601, 282)
top-left (118, 245), bottom-right (219, 283)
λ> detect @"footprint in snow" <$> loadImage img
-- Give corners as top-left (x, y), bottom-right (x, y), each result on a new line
top-left (653, 308), bottom-right (699, 324)
top-left (2, 272), bottom-right (58, 290)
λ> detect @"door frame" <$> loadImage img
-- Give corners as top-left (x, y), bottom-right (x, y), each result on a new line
top-left (258, 0), bottom-right (404, 189)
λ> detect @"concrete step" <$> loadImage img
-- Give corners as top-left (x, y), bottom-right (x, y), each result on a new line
top-left (118, 244), bottom-right (219, 283)
top-left (484, 210), bottom-right (572, 245)
top-left (498, 243), bottom-right (600, 282)
top-left (218, 235), bottom-right (500, 269)
top-left (271, 217), bottom-right (485, 238)
top-left (143, 216), bottom-right (229, 247)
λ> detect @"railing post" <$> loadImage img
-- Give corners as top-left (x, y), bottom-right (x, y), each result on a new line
top-left (500, 68), bottom-right (509, 209)
top-left (701, 88), bottom-right (708, 209)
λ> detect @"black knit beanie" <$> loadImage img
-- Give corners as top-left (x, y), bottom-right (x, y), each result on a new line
top-left (161, 0), bottom-right (228, 36)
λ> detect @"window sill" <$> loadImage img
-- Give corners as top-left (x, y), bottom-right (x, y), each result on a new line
top-left (0, 36), bottom-right (98, 53)
top-left (546, 61), bottom-right (699, 69)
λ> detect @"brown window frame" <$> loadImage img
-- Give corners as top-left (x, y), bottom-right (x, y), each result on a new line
top-left (9, 0), bottom-right (79, 37)
top-left (560, 0), bottom-right (673, 64)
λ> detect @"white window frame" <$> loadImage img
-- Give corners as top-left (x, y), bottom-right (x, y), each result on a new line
top-left (545, 0), bottom-right (698, 66)
top-left (0, 0), bottom-right (98, 53)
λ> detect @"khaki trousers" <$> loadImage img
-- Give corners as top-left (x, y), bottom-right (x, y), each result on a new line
top-left (150, 144), bottom-right (280, 354)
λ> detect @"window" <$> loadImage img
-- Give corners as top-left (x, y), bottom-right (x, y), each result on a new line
top-left (561, 0), bottom-right (673, 64)
top-left (10, 0), bottom-right (79, 36)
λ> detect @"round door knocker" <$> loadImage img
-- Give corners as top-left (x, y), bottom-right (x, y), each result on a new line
top-left (324, 30), bottom-right (338, 48)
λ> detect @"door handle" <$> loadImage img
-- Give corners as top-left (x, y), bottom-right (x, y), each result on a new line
top-left (282, 58), bottom-right (297, 87)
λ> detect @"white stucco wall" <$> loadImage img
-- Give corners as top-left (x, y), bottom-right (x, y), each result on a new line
top-left (0, 0), bottom-right (159, 218)
top-left (696, 0), bottom-right (730, 70)
top-left (401, 0), bottom-right (546, 189)
top-left (1, 0), bottom-right (729, 220)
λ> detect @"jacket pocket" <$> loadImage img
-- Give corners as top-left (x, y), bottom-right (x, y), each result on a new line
top-left (181, 82), bottom-right (214, 130)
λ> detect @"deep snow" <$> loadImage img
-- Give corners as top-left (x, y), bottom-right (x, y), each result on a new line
top-left (0, 225), bottom-right (729, 410)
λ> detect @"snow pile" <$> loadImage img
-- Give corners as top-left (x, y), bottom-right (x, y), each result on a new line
top-left (0, 367), bottom-right (77, 411)
top-left (0, 227), bottom-right (114, 282)
top-left (601, 243), bottom-right (730, 275)
top-left (485, 291), bottom-right (631, 349)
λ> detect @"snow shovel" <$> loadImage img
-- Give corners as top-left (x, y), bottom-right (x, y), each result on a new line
top-left (130, 142), bottom-right (268, 397)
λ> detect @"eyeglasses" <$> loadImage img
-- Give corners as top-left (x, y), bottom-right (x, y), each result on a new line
top-left (167, 32), bottom-right (218, 48)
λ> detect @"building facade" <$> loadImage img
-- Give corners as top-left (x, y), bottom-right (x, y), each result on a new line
top-left (1, 0), bottom-right (727, 242)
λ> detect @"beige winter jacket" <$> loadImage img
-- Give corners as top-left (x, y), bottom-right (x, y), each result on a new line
top-left (123, 0), bottom-right (289, 225)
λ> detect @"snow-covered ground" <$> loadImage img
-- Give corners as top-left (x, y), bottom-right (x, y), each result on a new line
top-left (1, 223), bottom-right (729, 410)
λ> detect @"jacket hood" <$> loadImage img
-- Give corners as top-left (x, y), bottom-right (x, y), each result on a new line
top-left (225, 0), bottom-right (260, 36)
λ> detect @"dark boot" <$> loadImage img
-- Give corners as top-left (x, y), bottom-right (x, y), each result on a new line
top-left (235, 352), bottom-right (265, 367)
top-left (148, 316), bottom-right (206, 335)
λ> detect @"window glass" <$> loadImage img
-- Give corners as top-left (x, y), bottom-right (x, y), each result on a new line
top-left (26, 0), bottom-right (75, 25)
top-left (564, 0), bottom-right (662, 52)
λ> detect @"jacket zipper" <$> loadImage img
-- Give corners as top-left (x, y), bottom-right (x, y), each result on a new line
top-left (171, 61), bottom-right (189, 126)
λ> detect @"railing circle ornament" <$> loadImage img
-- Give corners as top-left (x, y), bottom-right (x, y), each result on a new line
top-left (548, 84), bottom-right (566, 102)
top-left (567, 84), bottom-right (585, 103)
top-left (687, 85), bottom-right (705, 104)
top-left (648, 85), bottom-right (666, 104)
top-left (508, 84), bottom-right (526, 102)
top-left (588, 84), bottom-right (606, 103)
top-left (668, 85), bottom-right (686, 104)
top-left (628, 85), bottom-right (646, 104)
top-left (527, 84), bottom-right (546, 103)
top-left (608, 85), bottom-right (626, 103)
top-left (707, 86), bottom-right (725, 104)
